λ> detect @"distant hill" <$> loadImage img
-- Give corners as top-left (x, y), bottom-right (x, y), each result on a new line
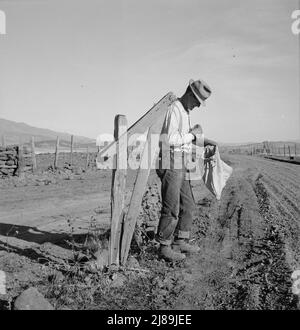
top-left (220, 140), bottom-right (300, 157)
top-left (220, 140), bottom-right (300, 147)
top-left (220, 141), bottom-right (300, 149)
top-left (0, 118), bottom-right (96, 149)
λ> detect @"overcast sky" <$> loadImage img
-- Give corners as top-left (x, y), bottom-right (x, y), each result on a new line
top-left (0, 0), bottom-right (299, 143)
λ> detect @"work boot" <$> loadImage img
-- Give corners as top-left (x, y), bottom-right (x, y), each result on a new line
top-left (172, 239), bottom-right (200, 254)
top-left (159, 245), bottom-right (186, 261)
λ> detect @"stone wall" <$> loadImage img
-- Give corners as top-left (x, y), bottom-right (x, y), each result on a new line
top-left (0, 145), bottom-right (19, 177)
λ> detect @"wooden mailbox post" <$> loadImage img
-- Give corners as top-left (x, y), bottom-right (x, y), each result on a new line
top-left (98, 92), bottom-right (176, 266)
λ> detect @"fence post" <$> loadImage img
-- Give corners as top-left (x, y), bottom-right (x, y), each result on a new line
top-left (16, 144), bottom-right (25, 177)
top-left (109, 115), bottom-right (128, 266)
top-left (295, 144), bottom-right (297, 157)
top-left (85, 146), bottom-right (90, 170)
top-left (1, 135), bottom-right (6, 147)
top-left (31, 136), bottom-right (37, 173)
top-left (288, 145), bottom-right (291, 158)
top-left (54, 136), bottom-right (59, 169)
top-left (284, 145), bottom-right (286, 157)
top-left (70, 135), bottom-right (74, 166)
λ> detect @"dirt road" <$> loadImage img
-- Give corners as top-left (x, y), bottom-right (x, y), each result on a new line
top-left (0, 172), bottom-right (111, 232)
top-left (0, 175), bottom-right (116, 273)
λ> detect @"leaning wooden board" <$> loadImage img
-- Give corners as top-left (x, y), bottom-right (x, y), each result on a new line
top-left (96, 92), bottom-right (176, 169)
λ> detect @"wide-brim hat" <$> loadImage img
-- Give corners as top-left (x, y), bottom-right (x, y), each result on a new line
top-left (189, 79), bottom-right (212, 107)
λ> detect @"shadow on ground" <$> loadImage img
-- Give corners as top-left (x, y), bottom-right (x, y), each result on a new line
top-left (0, 223), bottom-right (87, 249)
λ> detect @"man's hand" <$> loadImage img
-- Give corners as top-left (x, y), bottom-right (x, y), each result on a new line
top-left (204, 138), bottom-right (218, 147)
top-left (190, 124), bottom-right (203, 139)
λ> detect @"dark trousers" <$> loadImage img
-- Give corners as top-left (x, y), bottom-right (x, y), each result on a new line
top-left (156, 155), bottom-right (196, 245)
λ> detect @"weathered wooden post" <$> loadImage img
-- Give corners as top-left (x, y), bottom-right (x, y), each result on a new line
top-left (109, 115), bottom-right (128, 266)
top-left (31, 136), bottom-right (37, 173)
top-left (295, 144), bottom-right (297, 157)
top-left (54, 136), bottom-right (59, 169)
top-left (16, 144), bottom-right (25, 176)
top-left (284, 145), bottom-right (286, 157)
top-left (1, 135), bottom-right (6, 147)
top-left (85, 146), bottom-right (90, 170)
top-left (288, 145), bottom-right (291, 158)
top-left (70, 135), bottom-right (74, 166)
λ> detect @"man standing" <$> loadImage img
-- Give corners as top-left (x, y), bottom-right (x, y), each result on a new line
top-left (156, 79), bottom-right (217, 261)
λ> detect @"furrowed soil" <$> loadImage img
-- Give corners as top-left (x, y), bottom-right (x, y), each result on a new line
top-left (0, 153), bottom-right (299, 310)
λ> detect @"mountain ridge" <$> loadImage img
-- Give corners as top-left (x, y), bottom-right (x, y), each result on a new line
top-left (0, 118), bottom-right (95, 146)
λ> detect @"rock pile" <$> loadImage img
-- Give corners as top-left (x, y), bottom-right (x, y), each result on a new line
top-left (0, 145), bottom-right (19, 177)
top-left (136, 179), bottom-right (162, 243)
